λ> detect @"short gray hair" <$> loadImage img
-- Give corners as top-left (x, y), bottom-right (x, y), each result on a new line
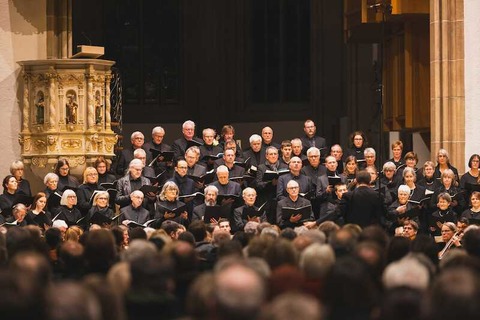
top-left (382, 255), bottom-right (430, 290)
top-left (306, 147), bottom-right (320, 157)
top-left (249, 134), bottom-right (262, 144)
top-left (44, 173), bottom-right (59, 185)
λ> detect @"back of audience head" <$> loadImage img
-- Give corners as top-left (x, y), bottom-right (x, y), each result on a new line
top-left (84, 229), bottom-right (117, 275)
top-left (382, 255), bottom-right (430, 291)
top-left (259, 292), bottom-right (323, 320)
top-left (299, 243), bottom-right (335, 280)
top-left (213, 260), bottom-right (266, 320)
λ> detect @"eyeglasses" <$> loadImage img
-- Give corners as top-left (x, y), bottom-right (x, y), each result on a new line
top-left (60, 167), bottom-right (69, 171)
top-left (97, 197), bottom-right (108, 200)
top-left (287, 186), bottom-right (299, 190)
top-left (67, 195), bottom-right (77, 198)
top-left (87, 173), bottom-right (98, 176)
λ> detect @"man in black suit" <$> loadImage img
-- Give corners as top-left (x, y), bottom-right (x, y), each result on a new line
top-left (116, 131), bottom-right (146, 176)
top-left (184, 146), bottom-right (208, 191)
top-left (214, 149), bottom-right (245, 179)
top-left (115, 159), bottom-right (152, 209)
top-left (339, 170), bottom-right (386, 228)
top-left (172, 120), bottom-right (203, 161)
top-left (300, 119), bottom-right (327, 159)
top-left (255, 146), bottom-right (288, 223)
top-left (242, 134), bottom-right (265, 167)
top-left (330, 144), bottom-right (345, 173)
top-left (119, 190), bottom-right (151, 226)
top-left (276, 156), bottom-right (313, 201)
top-left (210, 165), bottom-right (242, 220)
top-left (261, 126), bottom-right (281, 149)
top-left (291, 138), bottom-right (307, 162)
top-left (133, 148), bottom-right (156, 179)
top-left (199, 128), bottom-right (223, 169)
top-left (314, 155), bottom-right (347, 218)
top-left (143, 126), bottom-right (173, 176)
top-left (185, 146), bottom-right (207, 177)
top-left (301, 147), bottom-right (327, 185)
top-left (192, 185), bottom-right (219, 222)
top-left (276, 180), bottom-right (314, 229)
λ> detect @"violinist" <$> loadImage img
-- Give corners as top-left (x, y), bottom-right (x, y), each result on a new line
top-left (438, 222), bottom-right (462, 259)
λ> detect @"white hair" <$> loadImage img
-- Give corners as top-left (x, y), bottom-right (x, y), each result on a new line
top-left (216, 165), bottom-right (229, 174)
top-left (129, 159), bottom-right (144, 168)
top-left (383, 161), bottom-right (396, 171)
top-left (382, 256), bottom-right (430, 291)
top-left (133, 148), bottom-right (146, 157)
top-left (151, 126), bottom-right (165, 135)
top-left (130, 131), bottom-right (144, 140)
top-left (364, 147), bottom-right (376, 156)
top-left (182, 120), bottom-right (195, 129)
top-left (306, 147), bottom-right (320, 157)
top-left (397, 184), bottom-right (411, 194)
top-left (299, 243), bottom-right (335, 279)
top-left (249, 134), bottom-right (262, 144)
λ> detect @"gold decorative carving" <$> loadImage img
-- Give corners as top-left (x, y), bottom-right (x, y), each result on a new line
top-left (34, 139), bottom-right (47, 152)
top-left (104, 135), bottom-right (118, 153)
top-left (19, 59), bottom-right (116, 182)
top-left (61, 139), bottom-right (82, 150)
top-left (105, 74), bottom-right (112, 130)
top-left (67, 156), bottom-right (86, 168)
top-left (19, 136), bottom-right (31, 152)
top-left (31, 157), bottom-right (48, 168)
top-left (58, 74), bottom-right (85, 85)
top-left (47, 72), bottom-right (56, 127)
top-left (86, 75), bottom-right (95, 128)
top-left (87, 133), bottom-right (101, 152)
top-left (22, 76), bottom-right (30, 132)
top-left (31, 74), bottom-right (48, 86)
top-left (47, 135), bottom-right (58, 152)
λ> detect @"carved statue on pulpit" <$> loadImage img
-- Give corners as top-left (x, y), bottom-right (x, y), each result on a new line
top-left (95, 91), bottom-right (103, 125)
top-left (66, 91), bottom-right (78, 124)
top-left (35, 91), bottom-right (45, 124)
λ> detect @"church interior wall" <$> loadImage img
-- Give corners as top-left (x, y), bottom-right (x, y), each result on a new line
top-left (0, 0), bottom-right (47, 191)
top-left (464, 0), bottom-right (480, 169)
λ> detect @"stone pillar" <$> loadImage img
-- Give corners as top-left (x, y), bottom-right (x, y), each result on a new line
top-left (430, 0), bottom-right (465, 173)
top-left (47, 0), bottom-right (73, 59)
top-left (464, 0), bottom-right (480, 168)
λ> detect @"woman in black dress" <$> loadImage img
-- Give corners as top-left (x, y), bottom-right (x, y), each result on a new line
top-left (54, 158), bottom-right (80, 191)
top-left (154, 181), bottom-right (188, 227)
top-left (10, 160), bottom-right (31, 196)
top-left (26, 192), bottom-right (52, 231)
top-left (54, 189), bottom-right (82, 227)
top-left (87, 190), bottom-right (115, 228)
top-left (0, 175), bottom-right (19, 219)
